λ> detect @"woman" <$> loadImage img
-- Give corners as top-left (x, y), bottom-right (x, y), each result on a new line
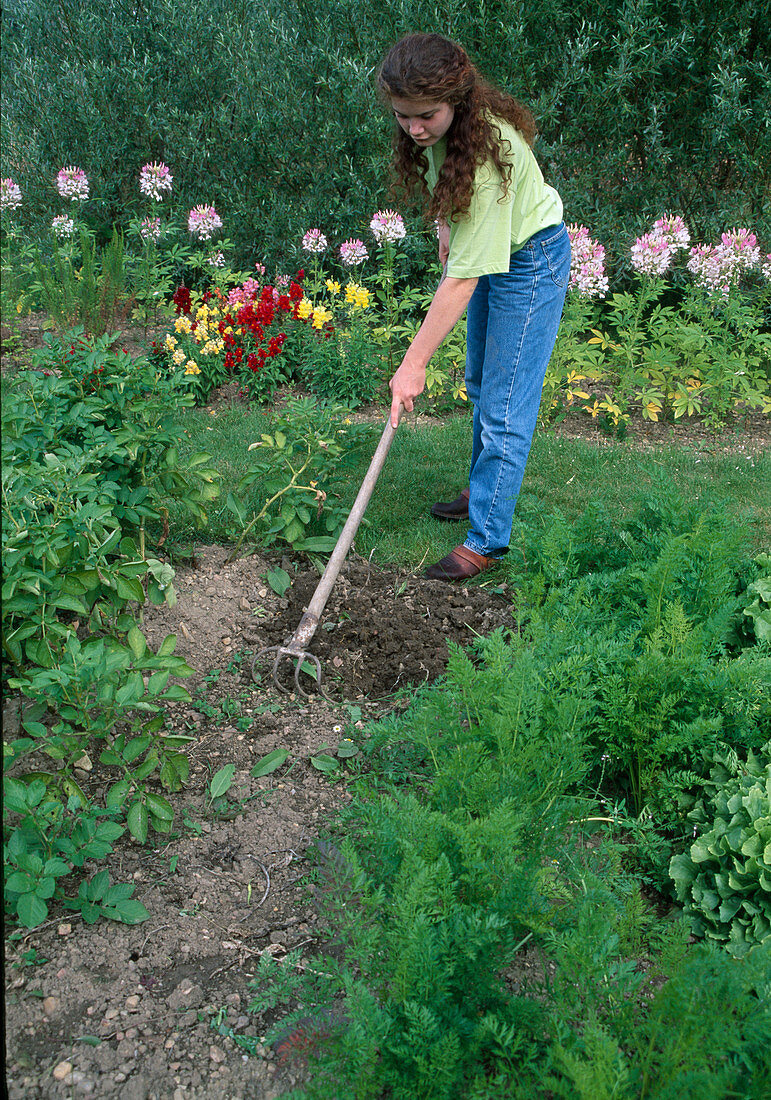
top-left (379, 33), bottom-right (570, 581)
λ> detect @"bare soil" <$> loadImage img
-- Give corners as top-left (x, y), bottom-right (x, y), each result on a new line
top-left (4, 545), bottom-right (513, 1100)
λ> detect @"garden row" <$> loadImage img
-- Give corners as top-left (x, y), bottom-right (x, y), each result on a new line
top-left (245, 495), bottom-right (771, 1097)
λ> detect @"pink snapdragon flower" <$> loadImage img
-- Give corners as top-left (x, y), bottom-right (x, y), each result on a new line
top-left (140, 216), bottom-right (161, 241)
top-left (687, 228), bottom-right (761, 297)
top-left (56, 166), bottom-right (89, 201)
top-left (567, 224), bottom-right (609, 298)
top-left (1, 178), bottom-right (22, 211)
top-left (227, 276), bottom-right (263, 307)
top-left (52, 214), bottom-right (75, 238)
top-left (188, 204), bottom-right (223, 241)
top-left (139, 161), bottom-right (173, 201)
top-left (340, 238), bottom-right (368, 266)
top-left (370, 209), bottom-right (406, 244)
top-left (301, 228), bottom-right (328, 253)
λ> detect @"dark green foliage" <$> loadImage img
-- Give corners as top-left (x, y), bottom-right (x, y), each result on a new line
top-left (1, 334), bottom-right (222, 928)
top-left (508, 496), bottom-right (771, 830)
top-left (3, 0), bottom-right (768, 272)
top-left (247, 625), bottom-right (771, 1096)
top-left (547, 938), bottom-right (771, 1099)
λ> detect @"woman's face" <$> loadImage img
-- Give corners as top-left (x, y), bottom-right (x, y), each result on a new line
top-left (390, 97), bottom-right (455, 147)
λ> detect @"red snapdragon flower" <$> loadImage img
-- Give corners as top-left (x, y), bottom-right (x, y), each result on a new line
top-left (173, 285), bottom-right (192, 315)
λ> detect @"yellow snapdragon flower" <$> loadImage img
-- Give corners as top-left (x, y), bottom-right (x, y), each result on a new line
top-left (345, 282), bottom-right (370, 310)
top-left (312, 306), bottom-right (333, 329)
top-left (297, 297), bottom-right (313, 320)
top-left (184, 361), bottom-right (201, 375)
top-left (165, 334), bottom-right (178, 351)
top-left (326, 279), bottom-right (341, 296)
top-left (202, 340), bottom-right (219, 356)
top-left (172, 348), bottom-right (186, 365)
top-left (175, 316), bottom-right (192, 334)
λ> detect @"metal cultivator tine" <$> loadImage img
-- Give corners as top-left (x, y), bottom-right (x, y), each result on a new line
top-left (251, 643), bottom-right (328, 699)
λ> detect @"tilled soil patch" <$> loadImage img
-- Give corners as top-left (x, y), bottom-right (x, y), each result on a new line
top-left (251, 557), bottom-right (513, 698)
top-left (4, 544), bottom-right (512, 1099)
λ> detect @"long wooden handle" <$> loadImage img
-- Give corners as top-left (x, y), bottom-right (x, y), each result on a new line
top-left (283, 408), bottom-right (402, 655)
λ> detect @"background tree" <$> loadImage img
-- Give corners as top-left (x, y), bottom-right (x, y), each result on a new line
top-left (2, 0), bottom-right (769, 273)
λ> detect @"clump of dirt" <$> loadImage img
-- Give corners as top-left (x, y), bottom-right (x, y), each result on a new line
top-left (4, 544), bottom-right (511, 1100)
top-left (254, 558), bottom-right (513, 698)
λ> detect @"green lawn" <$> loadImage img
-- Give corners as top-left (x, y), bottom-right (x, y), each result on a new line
top-left (169, 404), bottom-right (770, 562)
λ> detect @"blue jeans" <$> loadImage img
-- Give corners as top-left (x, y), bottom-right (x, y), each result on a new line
top-left (463, 222), bottom-right (571, 557)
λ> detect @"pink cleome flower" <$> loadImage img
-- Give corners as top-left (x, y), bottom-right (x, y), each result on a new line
top-left (52, 214), bottom-right (76, 238)
top-left (139, 161), bottom-right (173, 202)
top-left (56, 166), bottom-right (89, 201)
top-left (370, 209), bottom-right (406, 244)
top-left (188, 204), bottom-right (223, 241)
top-left (140, 216), bottom-right (161, 241)
top-left (301, 228), bottom-right (328, 253)
top-left (630, 215), bottom-right (691, 277)
top-left (339, 238), bottom-right (368, 266)
top-left (1, 178), bottom-right (22, 211)
top-left (567, 224), bottom-right (609, 298)
top-left (631, 233), bottom-right (675, 277)
top-left (652, 215), bottom-right (690, 250)
top-left (687, 228), bottom-right (762, 297)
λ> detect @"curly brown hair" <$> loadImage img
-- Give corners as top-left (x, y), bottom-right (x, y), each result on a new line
top-left (377, 33), bottom-right (537, 224)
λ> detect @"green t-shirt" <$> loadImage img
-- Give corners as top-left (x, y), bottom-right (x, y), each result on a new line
top-left (425, 119), bottom-right (563, 278)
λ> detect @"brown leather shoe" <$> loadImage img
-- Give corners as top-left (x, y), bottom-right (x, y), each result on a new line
top-left (430, 487), bottom-right (470, 522)
top-left (424, 545), bottom-right (495, 581)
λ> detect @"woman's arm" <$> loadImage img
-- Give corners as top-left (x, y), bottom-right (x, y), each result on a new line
top-left (389, 273), bottom-right (477, 427)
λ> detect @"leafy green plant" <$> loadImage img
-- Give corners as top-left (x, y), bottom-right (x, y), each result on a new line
top-left (226, 396), bottom-right (375, 553)
top-left (741, 553), bottom-right (771, 645)
top-left (6, 627), bottom-right (193, 813)
top-left (506, 496), bottom-right (771, 831)
top-left (3, 778), bottom-right (147, 929)
top-left (669, 743), bottom-right (771, 957)
top-left (301, 310), bottom-right (385, 407)
top-left (208, 763), bottom-right (237, 805)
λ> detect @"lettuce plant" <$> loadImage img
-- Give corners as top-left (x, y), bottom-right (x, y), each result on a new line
top-left (670, 745), bottom-right (771, 957)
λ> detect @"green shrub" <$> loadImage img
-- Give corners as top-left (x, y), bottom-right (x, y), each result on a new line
top-left (1, 334), bottom-right (220, 929)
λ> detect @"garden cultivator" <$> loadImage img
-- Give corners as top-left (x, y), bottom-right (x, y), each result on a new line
top-left (252, 407), bottom-right (402, 697)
